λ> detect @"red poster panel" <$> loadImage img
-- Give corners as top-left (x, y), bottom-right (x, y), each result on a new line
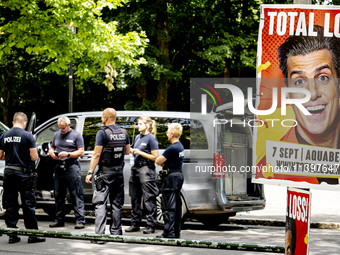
top-left (286, 188), bottom-right (311, 255)
top-left (253, 5), bottom-right (340, 190)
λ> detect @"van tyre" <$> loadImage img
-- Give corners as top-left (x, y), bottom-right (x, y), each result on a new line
top-left (0, 185), bottom-right (6, 217)
top-left (0, 182), bottom-right (22, 218)
top-left (199, 213), bottom-right (230, 227)
top-left (156, 193), bottom-right (187, 227)
top-left (42, 205), bottom-right (55, 219)
top-left (42, 205), bottom-right (71, 219)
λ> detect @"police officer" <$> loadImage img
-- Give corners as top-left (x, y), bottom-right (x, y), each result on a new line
top-left (0, 112), bottom-right (46, 244)
top-left (85, 108), bottom-right (130, 243)
top-left (125, 116), bottom-right (159, 234)
top-left (48, 116), bottom-right (86, 229)
top-left (155, 123), bottom-right (184, 238)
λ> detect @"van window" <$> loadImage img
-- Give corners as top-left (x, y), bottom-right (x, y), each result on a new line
top-left (83, 117), bottom-right (138, 151)
top-left (83, 116), bottom-right (208, 151)
top-left (189, 119), bottom-right (208, 149)
top-left (0, 122), bottom-right (8, 136)
top-left (83, 117), bottom-right (102, 151)
top-left (35, 119), bottom-right (77, 145)
top-left (153, 117), bottom-right (207, 150)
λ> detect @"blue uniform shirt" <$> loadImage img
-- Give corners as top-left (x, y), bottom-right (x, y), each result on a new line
top-left (134, 133), bottom-right (159, 163)
top-left (162, 142), bottom-right (185, 170)
top-left (0, 127), bottom-right (36, 168)
top-left (51, 129), bottom-right (84, 162)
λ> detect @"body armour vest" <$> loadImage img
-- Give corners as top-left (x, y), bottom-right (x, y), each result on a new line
top-left (99, 126), bottom-right (127, 166)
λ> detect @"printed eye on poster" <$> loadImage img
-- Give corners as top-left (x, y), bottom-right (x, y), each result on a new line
top-left (253, 4), bottom-right (340, 190)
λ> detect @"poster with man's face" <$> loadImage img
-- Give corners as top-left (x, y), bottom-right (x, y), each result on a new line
top-left (253, 5), bottom-right (340, 190)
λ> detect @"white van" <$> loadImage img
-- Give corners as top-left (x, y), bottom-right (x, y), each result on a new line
top-left (0, 110), bottom-right (265, 225)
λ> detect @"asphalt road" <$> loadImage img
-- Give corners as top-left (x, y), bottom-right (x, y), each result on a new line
top-left (0, 213), bottom-right (340, 255)
top-left (1, 184), bottom-right (340, 254)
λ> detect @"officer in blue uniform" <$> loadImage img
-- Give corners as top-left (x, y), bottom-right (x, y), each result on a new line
top-left (125, 116), bottom-right (159, 234)
top-left (0, 112), bottom-right (46, 244)
top-left (85, 108), bottom-right (130, 243)
top-left (155, 123), bottom-right (184, 238)
top-left (48, 116), bottom-right (86, 229)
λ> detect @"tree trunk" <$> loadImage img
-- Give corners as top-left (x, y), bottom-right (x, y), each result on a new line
top-left (223, 0), bottom-right (232, 80)
top-left (2, 64), bottom-right (13, 126)
top-left (154, 0), bottom-right (169, 111)
top-left (3, 88), bottom-right (11, 126)
top-left (155, 78), bottom-right (168, 110)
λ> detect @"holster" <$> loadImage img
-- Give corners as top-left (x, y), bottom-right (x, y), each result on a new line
top-left (156, 170), bottom-right (169, 192)
top-left (94, 171), bottom-right (104, 191)
top-left (57, 164), bottom-right (68, 174)
top-left (159, 169), bottom-right (169, 179)
top-left (27, 170), bottom-right (38, 191)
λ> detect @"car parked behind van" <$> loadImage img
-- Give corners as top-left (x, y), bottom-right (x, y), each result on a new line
top-left (0, 110), bottom-right (265, 225)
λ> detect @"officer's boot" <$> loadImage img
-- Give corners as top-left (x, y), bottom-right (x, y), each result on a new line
top-left (28, 236), bottom-right (46, 243)
top-left (143, 226), bottom-right (155, 234)
top-left (8, 235), bottom-right (21, 244)
top-left (125, 225), bottom-right (140, 232)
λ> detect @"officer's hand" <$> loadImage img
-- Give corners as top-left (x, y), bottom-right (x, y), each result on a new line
top-left (85, 174), bottom-right (93, 184)
top-left (50, 152), bottom-right (59, 160)
top-left (134, 149), bottom-right (141, 155)
top-left (58, 151), bottom-right (69, 159)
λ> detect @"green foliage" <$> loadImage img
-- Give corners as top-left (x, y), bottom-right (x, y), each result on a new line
top-left (98, 0), bottom-right (264, 112)
top-left (124, 99), bottom-right (161, 111)
top-left (3, 0), bottom-right (318, 123)
top-left (0, 0), bottom-right (148, 82)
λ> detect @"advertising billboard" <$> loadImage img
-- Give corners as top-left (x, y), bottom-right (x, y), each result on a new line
top-left (254, 5), bottom-right (340, 190)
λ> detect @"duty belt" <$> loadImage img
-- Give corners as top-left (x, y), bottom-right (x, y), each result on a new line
top-left (98, 165), bottom-right (123, 171)
top-left (5, 165), bottom-right (29, 173)
top-left (56, 159), bottom-right (78, 165)
top-left (163, 168), bottom-right (182, 173)
top-left (134, 162), bottom-right (154, 168)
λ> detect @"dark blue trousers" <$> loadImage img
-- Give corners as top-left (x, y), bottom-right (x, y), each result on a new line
top-left (3, 169), bottom-right (38, 230)
top-left (161, 172), bottom-right (184, 238)
top-left (54, 162), bottom-right (85, 224)
top-left (92, 168), bottom-right (124, 235)
top-left (129, 166), bottom-right (159, 227)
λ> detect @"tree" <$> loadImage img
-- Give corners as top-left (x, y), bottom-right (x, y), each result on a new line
top-left (107, 0), bottom-right (262, 112)
top-left (104, 0), bottom-right (181, 111)
top-left (0, 0), bottom-right (147, 124)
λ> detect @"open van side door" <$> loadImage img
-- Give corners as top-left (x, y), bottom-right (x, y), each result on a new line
top-left (27, 112), bottom-right (37, 134)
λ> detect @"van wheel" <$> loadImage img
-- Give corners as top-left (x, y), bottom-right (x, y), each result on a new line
top-left (156, 193), bottom-right (187, 227)
top-left (42, 205), bottom-right (55, 219)
top-left (0, 183), bottom-right (22, 218)
top-left (199, 214), bottom-right (230, 227)
top-left (0, 185), bottom-right (6, 217)
top-left (42, 205), bottom-right (71, 219)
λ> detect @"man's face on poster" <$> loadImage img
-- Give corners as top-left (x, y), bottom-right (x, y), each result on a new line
top-left (287, 49), bottom-right (340, 135)
top-left (285, 229), bottom-right (292, 255)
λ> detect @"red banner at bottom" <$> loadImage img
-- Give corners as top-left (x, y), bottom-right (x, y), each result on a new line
top-left (286, 187), bottom-right (311, 255)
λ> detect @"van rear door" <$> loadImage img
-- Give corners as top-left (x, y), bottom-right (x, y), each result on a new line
top-left (214, 104), bottom-right (265, 212)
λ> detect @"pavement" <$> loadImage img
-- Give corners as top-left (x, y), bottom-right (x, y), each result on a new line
top-left (3, 184), bottom-right (338, 231)
top-left (229, 184), bottom-right (340, 229)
